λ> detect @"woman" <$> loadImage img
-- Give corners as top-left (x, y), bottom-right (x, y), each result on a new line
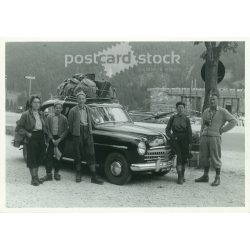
top-left (16, 95), bottom-right (46, 186)
top-left (166, 102), bottom-right (192, 184)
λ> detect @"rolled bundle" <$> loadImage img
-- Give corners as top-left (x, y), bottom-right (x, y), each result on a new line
top-left (56, 73), bottom-right (113, 99)
top-left (56, 78), bottom-right (80, 97)
top-left (73, 77), bottom-right (97, 98)
top-left (72, 73), bottom-right (85, 82)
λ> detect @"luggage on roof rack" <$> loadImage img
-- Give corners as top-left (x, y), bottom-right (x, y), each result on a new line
top-left (56, 73), bottom-right (116, 99)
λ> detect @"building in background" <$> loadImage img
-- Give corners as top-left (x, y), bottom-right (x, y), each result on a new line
top-left (148, 87), bottom-right (245, 115)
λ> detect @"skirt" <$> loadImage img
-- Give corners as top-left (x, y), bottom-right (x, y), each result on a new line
top-left (26, 130), bottom-right (46, 168)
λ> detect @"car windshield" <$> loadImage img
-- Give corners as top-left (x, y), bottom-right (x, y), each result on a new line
top-left (91, 106), bottom-right (132, 124)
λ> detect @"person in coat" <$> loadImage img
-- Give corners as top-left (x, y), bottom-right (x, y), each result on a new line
top-left (166, 101), bottom-right (192, 184)
top-left (68, 91), bottom-right (103, 184)
top-left (16, 95), bottom-right (46, 186)
top-left (40, 101), bottom-right (68, 182)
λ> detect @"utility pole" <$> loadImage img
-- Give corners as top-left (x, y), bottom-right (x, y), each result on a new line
top-left (25, 75), bottom-right (36, 97)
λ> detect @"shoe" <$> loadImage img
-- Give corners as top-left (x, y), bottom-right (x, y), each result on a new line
top-left (195, 174), bottom-right (209, 182)
top-left (182, 163), bottom-right (189, 182)
top-left (211, 176), bottom-right (220, 186)
top-left (37, 178), bottom-right (44, 184)
top-left (54, 172), bottom-right (61, 181)
top-left (30, 168), bottom-right (40, 186)
top-left (31, 177), bottom-right (40, 186)
top-left (76, 171), bottom-right (82, 183)
top-left (177, 171), bottom-right (183, 185)
top-left (91, 173), bottom-right (104, 185)
top-left (34, 168), bottom-right (43, 184)
top-left (40, 173), bottom-right (53, 182)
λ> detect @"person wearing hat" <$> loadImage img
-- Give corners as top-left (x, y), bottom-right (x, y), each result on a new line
top-left (40, 101), bottom-right (69, 182)
top-left (195, 92), bottom-right (237, 186)
top-left (68, 91), bottom-right (104, 184)
top-left (166, 101), bottom-right (192, 184)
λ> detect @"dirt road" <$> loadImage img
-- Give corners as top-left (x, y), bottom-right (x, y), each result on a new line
top-left (5, 135), bottom-right (245, 208)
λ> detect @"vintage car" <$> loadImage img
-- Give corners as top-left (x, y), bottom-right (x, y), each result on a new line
top-left (22, 97), bottom-right (176, 185)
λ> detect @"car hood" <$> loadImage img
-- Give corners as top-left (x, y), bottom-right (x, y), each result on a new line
top-left (134, 122), bottom-right (200, 134)
top-left (94, 122), bottom-right (165, 141)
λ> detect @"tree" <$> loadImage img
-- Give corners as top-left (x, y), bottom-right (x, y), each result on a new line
top-left (10, 100), bottom-right (14, 112)
top-left (17, 92), bottom-right (27, 107)
top-left (194, 42), bottom-right (238, 112)
top-left (6, 99), bottom-right (10, 111)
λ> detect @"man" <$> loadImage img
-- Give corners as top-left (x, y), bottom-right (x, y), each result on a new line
top-left (195, 92), bottom-right (237, 186)
top-left (41, 101), bottom-right (68, 181)
top-left (68, 91), bottom-right (103, 184)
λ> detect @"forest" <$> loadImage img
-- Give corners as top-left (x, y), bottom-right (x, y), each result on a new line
top-left (5, 41), bottom-right (245, 111)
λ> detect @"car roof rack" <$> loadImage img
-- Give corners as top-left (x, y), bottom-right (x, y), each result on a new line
top-left (49, 95), bottom-right (119, 103)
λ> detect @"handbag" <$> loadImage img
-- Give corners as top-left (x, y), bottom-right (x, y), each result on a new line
top-left (13, 123), bottom-right (25, 148)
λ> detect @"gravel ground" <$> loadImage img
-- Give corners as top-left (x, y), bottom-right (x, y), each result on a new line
top-left (5, 135), bottom-right (245, 208)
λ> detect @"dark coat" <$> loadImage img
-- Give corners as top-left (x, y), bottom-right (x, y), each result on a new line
top-left (15, 109), bottom-right (46, 144)
top-left (45, 113), bottom-right (69, 140)
top-left (16, 109), bottom-right (46, 135)
top-left (68, 104), bottom-right (93, 137)
top-left (165, 114), bottom-right (192, 144)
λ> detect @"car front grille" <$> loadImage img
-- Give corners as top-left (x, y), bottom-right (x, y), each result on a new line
top-left (144, 147), bottom-right (167, 162)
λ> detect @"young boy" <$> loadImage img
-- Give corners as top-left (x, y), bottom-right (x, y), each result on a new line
top-left (41, 101), bottom-right (68, 181)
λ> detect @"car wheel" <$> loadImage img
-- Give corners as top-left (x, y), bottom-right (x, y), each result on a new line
top-left (104, 152), bottom-right (131, 185)
top-left (23, 144), bottom-right (27, 163)
top-left (152, 169), bottom-right (170, 176)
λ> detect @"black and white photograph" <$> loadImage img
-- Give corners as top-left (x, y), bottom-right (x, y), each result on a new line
top-left (1, 1), bottom-right (250, 250)
top-left (3, 40), bottom-right (246, 208)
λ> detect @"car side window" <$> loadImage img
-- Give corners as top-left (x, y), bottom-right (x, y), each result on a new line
top-left (63, 106), bottom-right (70, 117)
top-left (43, 106), bottom-right (54, 118)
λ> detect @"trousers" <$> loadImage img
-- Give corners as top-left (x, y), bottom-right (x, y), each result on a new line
top-left (199, 136), bottom-right (222, 169)
top-left (171, 135), bottom-right (189, 166)
top-left (46, 135), bottom-right (64, 173)
top-left (73, 125), bottom-right (96, 172)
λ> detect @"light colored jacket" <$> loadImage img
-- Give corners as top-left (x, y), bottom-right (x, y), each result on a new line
top-left (201, 106), bottom-right (237, 137)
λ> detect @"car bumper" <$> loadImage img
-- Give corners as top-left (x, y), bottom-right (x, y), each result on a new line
top-left (130, 159), bottom-right (174, 172)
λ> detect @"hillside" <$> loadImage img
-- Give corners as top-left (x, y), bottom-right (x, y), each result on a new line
top-left (5, 41), bottom-right (245, 110)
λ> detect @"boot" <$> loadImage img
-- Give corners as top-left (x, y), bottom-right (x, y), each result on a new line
top-left (91, 172), bottom-right (104, 185)
top-left (54, 161), bottom-right (61, 181)
top-left (182, 169), bottom-right (186, 182)
top-left (40, 173), bottom-right (53, 182)
top-left (195, 167), bottom-right (209, 182)
top-left (54, 172), bottom-right (61, 181)
top-left (211, 176), bottom-right (220, 186)
top-left (182, 163), bottom-right (188, 182)
top-left (176, 165), bottom-right (183, 184)
top-left (177, 171), bottom-right (183, 185)
top-left (75, 165), bottom-right (82, 183)
top-left (211, 169), bottom-right (221, 186)
top-left (76, 171), bottom-right (82, 183)
top-left (34, 167), bottom-right (44, 184)
top-left (29, 168), bottom-right (40, 186)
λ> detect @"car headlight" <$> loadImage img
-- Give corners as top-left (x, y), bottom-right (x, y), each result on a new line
top-left (137, 141), bottom-right (146, 155)
top-left (149, 137), bottom-right (165, 147)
